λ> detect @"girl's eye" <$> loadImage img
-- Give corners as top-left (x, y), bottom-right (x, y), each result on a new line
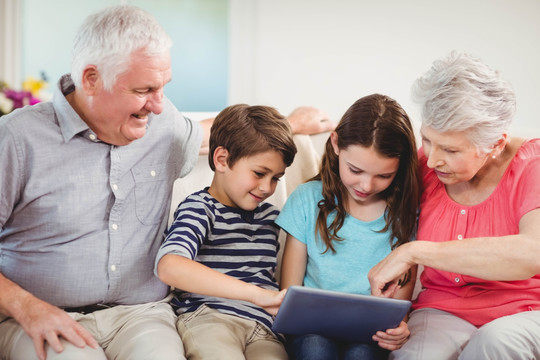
top-left (254, 171), bottom-right (264, 178)
top-left (444, 149), bottom-right (458, 154)
top-left (349, 168), bottom-right (361, 174)
top-left (272, 177), bottom-right (281, 182)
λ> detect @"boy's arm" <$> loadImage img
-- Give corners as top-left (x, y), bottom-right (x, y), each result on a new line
top-left (279, 234), bottom-right (307, 289)
top-left (157, 254), bottom-right (285, 315)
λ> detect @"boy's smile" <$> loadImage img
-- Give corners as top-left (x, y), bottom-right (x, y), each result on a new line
top-left (209, 150), bottom-right (286, 211)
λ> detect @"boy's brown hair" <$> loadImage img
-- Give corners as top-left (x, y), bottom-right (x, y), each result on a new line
top-left (208, 104), bottom-right (297, 170)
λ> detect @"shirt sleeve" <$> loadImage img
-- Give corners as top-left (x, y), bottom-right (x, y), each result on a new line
top-left (153, 194), bottom-right (212, 275)
top-left (514, 155), bottom-right (540, 219)
top-left (175, 102), bottom-right (204, 179)
top-left (275, 182), bottom-right (313, 244)
top-left (0, 120), bottom-right (22, 229)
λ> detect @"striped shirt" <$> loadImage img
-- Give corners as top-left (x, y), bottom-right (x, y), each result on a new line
top-left (155, 188), bottom-right (281, 332)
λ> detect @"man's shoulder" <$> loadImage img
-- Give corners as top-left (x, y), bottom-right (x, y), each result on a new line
top-left (1, 102), bottom-right (56, 130)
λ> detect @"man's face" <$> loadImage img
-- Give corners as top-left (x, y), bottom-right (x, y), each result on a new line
top-left (87, 49), bottom-right (172, 146)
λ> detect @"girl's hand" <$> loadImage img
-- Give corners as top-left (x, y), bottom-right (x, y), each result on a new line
top-left (372, 321), bottom-right (410, 351)
top-left (250, 288), bottom-right (287, 316)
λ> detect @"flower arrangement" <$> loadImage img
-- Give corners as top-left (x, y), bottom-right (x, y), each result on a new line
top-left (0, 72), bottom-right (50, 116)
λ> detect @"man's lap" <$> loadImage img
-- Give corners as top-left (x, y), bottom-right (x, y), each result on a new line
top-left (0, 300), bottom-right (185, 360)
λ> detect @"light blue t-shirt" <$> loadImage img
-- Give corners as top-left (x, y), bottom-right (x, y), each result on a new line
top-left (275, 180), bottom-right (393, 295)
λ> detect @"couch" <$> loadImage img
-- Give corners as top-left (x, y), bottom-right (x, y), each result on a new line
top-left (167, 120), bottom-right (423, 297)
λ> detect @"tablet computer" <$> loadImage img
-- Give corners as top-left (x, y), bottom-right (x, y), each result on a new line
top-left (272, 285), bottom-right (411, 343)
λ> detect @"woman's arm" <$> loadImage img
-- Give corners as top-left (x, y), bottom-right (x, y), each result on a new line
top-left (369, 208), bottom-right (540, 297)
top-left (157, 254), bottom-right (285, 315)
top-left (279, 234), bottom-right (308, 289)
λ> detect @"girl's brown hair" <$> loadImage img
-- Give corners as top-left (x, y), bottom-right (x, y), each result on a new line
top-left (313, 94), bottom-right (420, 253)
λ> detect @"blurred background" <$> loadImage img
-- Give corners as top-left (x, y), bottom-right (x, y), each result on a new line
top-left (1, 0), bottom-right (539, 134)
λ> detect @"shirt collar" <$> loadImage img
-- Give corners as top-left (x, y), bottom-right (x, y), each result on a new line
top-left (53, 74), bottom-right (99, 143)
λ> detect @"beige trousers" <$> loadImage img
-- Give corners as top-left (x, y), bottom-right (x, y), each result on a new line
top-left (177, 305), bottom-right (288, 360)
top-left (0, 299), bottom-right (184, 360)
top-left (390, 308), bottom-right (540, 360)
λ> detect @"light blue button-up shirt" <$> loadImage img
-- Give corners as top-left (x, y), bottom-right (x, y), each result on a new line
top-left (0, 75), bottom-right (202, 307)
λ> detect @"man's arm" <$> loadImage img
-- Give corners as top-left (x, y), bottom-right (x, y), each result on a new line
top-left (0, 274), bottom-right (98, 360)
top-left (198, 106), bottom-right (336, 155)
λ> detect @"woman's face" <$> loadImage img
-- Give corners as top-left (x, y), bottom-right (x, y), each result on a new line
top-left (420, 125), bottom-right (490, 185)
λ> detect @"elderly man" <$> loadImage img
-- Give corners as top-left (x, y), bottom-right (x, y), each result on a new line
top-left (0, 5), bottom-right (334, 360)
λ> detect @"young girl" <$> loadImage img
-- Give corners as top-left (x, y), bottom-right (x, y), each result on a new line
top-left (276, 94), bottom-right (420, 360)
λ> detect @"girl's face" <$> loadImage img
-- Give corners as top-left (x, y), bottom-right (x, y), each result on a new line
top-left (331, 132), bottom-right (399, 206)
top-left (420, 125), bottom-right (490, 185)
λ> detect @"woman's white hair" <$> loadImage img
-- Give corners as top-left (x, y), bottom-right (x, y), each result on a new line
top-left (412, 51), bottom-right (516, 154)
top-left (71, 5), bottom-right (172, 91)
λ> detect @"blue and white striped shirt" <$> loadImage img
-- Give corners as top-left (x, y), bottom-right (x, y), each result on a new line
top-left (155, 188), bottom-right (281, 332)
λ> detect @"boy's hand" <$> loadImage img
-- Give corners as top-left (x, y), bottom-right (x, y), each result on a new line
top-left (250, 288), bottom-right (287, 316)
top-left (372, 321), bottom-right (410, 351)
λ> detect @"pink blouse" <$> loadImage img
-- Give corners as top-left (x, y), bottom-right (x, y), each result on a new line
top-left (414, 139), bottom-right (540, 326)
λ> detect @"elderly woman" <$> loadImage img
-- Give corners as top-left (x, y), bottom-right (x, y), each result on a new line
top-left (368, 51), bottom-right (540, 359)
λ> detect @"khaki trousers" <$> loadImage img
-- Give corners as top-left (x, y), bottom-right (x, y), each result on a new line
top-left (0, 299), bottom-right (185, 360)
top-left (177, 305), bottom-right (287, 360)
top-left (391, 308), bottom-right (540, 360)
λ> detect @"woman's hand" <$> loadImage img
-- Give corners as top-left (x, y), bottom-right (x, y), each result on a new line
top-left (372, 321), bottom-right (410, 351)
top-left (368, 243), bottom-right (415, 298)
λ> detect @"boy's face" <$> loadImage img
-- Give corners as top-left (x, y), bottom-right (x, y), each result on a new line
top-left (212, 150), bottom-right (286, 211)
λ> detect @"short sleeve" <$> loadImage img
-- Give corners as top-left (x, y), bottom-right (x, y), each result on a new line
top-left (275, 182), bottom-right (320, 244)
top-left (513, 147), bottom-right (540, 218)
top-left (154, 193), bottom-right (212, 275)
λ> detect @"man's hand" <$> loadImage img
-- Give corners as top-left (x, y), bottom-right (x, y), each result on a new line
top-left (13, 296), bottom-right (98, 360)
top-left (287, 106), bottom-right (336, 135)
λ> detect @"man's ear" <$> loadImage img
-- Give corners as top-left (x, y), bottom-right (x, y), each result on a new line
top-left (81, 65), bottom-right (101, 95)
top-left (213, 146), bottom-right (229, 172)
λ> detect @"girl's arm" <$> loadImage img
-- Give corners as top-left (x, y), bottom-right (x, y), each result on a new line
top-left (371, 263), bottom-right (418, 351)
top-left (369, 208), bottom-right (540, 298)
top-left (279, 234), bottom-right (308, 289)
top-left (157, 254), bottom-right (285, 315)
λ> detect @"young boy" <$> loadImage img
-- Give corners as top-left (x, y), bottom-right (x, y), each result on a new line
top-left (155, 104), bottom-right (297, 359)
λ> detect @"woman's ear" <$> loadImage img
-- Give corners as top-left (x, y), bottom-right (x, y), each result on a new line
top-left (213, 146), bottom-right (229, 172)
top-left (330, 131), bottom-right (340, 156)
top-left (81, 65), bottom-right (101, 95)
top-left (492, 133), bottom-right (508, 157)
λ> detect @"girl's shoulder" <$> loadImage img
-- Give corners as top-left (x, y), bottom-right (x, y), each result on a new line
top-left (291, 180), bottom-right (323, 197)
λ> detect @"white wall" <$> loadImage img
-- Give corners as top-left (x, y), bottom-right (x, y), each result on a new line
top-left (229, 0), bottom-right (540, 136)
